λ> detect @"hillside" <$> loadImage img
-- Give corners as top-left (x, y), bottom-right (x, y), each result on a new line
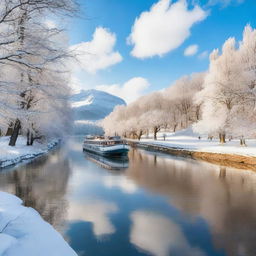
top-left (70, 89), bottom-right (126, 134)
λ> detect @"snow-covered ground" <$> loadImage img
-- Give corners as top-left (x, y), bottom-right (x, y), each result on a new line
top-left (138, 128), bottom-right (256, 157)
top-left (0, 136), bottom-right (59, 168)
top-left (0, 191), bottom-right (77, 256)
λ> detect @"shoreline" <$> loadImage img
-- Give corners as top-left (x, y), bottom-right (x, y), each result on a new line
top-left (0, 138), bottom-right (60, 169)
top-left (127, 140), bottom-right (256, 171)
top-left (0, 191), bottom-right (77, 255)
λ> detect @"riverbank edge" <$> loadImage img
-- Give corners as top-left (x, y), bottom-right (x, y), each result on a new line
top-left (0, 191), bottom-right (77, 255)
top-left (127, 141), bottom-right (256, 171)
top-left (0, 139), bottom-right (60, 169)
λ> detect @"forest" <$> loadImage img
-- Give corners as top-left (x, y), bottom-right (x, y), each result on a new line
top-left (103, 25), bottom-right (256, 145)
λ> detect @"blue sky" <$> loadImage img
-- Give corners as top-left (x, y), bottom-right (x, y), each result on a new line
top-left (67, 0), bottom-right (256, 102)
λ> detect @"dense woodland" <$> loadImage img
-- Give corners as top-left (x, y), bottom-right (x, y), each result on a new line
top-left (0, 0), bottom-right (78, 146)
top-left (103, 25), bottom-right (256, 145)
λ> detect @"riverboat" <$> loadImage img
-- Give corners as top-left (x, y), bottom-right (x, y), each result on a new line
top-left (83, 136), bottom-right (129, 156)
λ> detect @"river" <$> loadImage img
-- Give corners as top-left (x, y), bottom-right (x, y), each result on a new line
top-left (0, 137), bottom-right (256, 256)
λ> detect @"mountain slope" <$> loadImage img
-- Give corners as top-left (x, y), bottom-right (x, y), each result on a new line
top-left (71, 89), bottom-right (126, 121)
top-left (70, 89), bottom-right (126, 134)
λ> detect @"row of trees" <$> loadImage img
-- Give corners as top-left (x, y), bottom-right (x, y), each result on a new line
top-left (103, 25), bottom-right (256, 144)
top-left (0, 0), bottom-right (78, 146)
top-left (102, 72), bottom-right (205, 140)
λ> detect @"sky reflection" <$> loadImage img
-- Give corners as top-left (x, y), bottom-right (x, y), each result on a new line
top-left (0, 137), bottom-right (256, 256)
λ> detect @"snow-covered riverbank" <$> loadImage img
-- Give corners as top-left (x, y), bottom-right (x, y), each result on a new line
top-left (0, 137), bottom-right (59, 168)
top-left (128, 129), bottom-right (256, 170)
top-left (138, 129), bottom-right (256, 157)
top-left (0, 192), bottom-right (77, 256)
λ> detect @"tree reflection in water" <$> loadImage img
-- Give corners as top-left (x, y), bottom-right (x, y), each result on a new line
top-left (0, 148), bottom-right (71, 232)
top-left (0, 142), bottom-right (256, 256)
top-left (127, 148), bottom-right (256, 256)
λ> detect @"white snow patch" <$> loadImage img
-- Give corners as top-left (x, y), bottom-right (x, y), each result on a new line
top-left (71, 95), bottom-right (94, 108)
top-left (74, 120), bottom-right (96, 125)
top-left (138, 128), bottom-right (256, 157)
top-left (0, 191), bottom-right (77, 256)
top-left (0, 136), bottom-right (59, 168)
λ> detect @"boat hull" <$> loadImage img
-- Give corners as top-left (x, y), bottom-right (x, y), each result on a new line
top-left (83, 144), bottom-right (129, 156)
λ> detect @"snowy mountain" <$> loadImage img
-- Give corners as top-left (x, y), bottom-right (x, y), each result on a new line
top-left (70, 89), bottom-right (126, 134)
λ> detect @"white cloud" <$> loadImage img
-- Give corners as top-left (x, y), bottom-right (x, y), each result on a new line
top-left (70, 27), bottom-right (123, 74)
top-left (69, 75), bottom-right (85, 93)
top-left (127, 0), bottom-right (207, 59)
top-left (206, 0), bottom-right (244, 7)
top-left (96, 77), bottom-right (150, 103)
top-left (184, 44), bottom-right (198, 56)
top-left (198, 50), bottom-right (209, 59)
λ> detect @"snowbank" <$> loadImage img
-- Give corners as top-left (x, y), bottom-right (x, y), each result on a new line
top-left (0, 191), bottom-right (77, 256)
top-left (0, 136), bottom-right (59, 168)
top-left (139, 128), bottom-right (256, 157)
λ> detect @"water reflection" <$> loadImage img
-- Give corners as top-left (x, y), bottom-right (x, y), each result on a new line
top-left (0, 147), bottom-right (71, 231)
top-left (67, 199), bottom-right (118, 238)
top-left (130, 211), bottom-right (206, 256)
top-left (127, 149), bottom-right (256, 256)
top-left (84, 152), bottom-right (129, 171)
top-left (0, 138), bottom-right (256, 256)
top-left (103, 175), bottom-right (137, 194)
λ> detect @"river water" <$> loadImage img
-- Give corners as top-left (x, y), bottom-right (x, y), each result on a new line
top-left (0, 137), bottom-right (256, 256)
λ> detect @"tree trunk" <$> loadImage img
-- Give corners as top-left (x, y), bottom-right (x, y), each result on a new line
top-left (26, 129), bottom-right (35, 146)
top-left (154, 127), bottom-right (158, 140)
top-left (9, 119), bottom-right (21, 146)
top-left (219, 133), bottom-right (226, 144)
top-left (195, 104), bottom-right (201, 121)
top-left (8, 12), bottom-right (27, 148)
top-left (240, 137), bottom-right (246, 146)
top-left (30, 134), bottom-right (34, 146)
top-left (26, 130), bottom-right (31, 146)
top-left (138, 130), bottom-right (143, 141)
top-left (173, 124), bottom-right (177, 133)
top-left (208, 135), bottom-right (213, 141)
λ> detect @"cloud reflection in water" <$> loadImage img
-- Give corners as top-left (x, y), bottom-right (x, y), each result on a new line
top-left (130, 210), bottom-right (206, 256)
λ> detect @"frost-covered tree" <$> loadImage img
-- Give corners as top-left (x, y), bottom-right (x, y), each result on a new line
top-left (194, 25), bottom-right (256, 144)
top-left (165, 73), bottom-right (204, 130)
top-left (103, 25), bottom-right (256, 145)
top-left (194, 39), bottom-right (242, 143)
top-left (0, 0), bottom-right (78, 146)
top-left (235, 25), bottom-right (256, 144)
top-left (102, 73), bottom-right (204, 140)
